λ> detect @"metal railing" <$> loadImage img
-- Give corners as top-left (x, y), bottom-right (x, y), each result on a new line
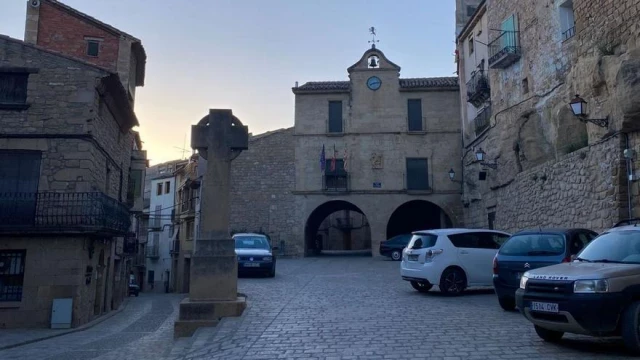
top-left (0, 192), bottom-right (130, 234)
top-left (562, 26), bottom-right (576, 42)
top-left (474, 105), bottom-right (492, 136)
top-left (323, 174), bottom-right (349, 192)
top-left (180, 197), bottom-right (196, 213)
top-left (488, 31), bottom-right (521, 68)
top-left (466, 69), bottom-right (490, 106)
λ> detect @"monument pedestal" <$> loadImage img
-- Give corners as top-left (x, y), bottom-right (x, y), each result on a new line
top-left (174, 240), bottom-right (247, 338)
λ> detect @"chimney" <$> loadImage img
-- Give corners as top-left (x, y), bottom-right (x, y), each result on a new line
top-left (295, 81), bottom-right (298, 88)
top-left (24, 0), bottom-right (41, 44)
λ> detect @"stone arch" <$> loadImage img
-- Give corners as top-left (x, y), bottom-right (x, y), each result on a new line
top-left (304, 200), bottom-right (372, 256)
top-left (386, 200), bottom-right (453, 239)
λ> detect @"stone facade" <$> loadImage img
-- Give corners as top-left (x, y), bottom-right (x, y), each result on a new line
top-left (459, 0), bottom-right (640, 232)
top-left (0, 35), bottom-right (138, 328)
top-left (229, 128), bottom-right (298, 255)
top-left (292, 46), bottom-right (463, 256)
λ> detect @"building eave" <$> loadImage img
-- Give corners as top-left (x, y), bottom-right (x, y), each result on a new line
top-left (97, 74), bottom-right (140, 131)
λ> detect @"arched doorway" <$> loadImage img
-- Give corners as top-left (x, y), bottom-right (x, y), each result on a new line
top-left (386, 200), bottom-right (452, 239)
top-left (304, 200), bottom-right (372, 256)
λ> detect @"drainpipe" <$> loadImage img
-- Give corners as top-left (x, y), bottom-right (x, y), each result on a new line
top-left (625, 133), bottom-right (633, 218)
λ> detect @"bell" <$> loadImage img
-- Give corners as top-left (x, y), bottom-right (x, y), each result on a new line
top-left (368, 57), bottom-right (378, 68)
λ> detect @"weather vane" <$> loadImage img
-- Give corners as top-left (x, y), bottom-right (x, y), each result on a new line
top-left (368, 27), bottom-right (379, 48)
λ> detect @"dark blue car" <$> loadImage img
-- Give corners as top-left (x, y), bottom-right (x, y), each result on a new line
top-left (492, 228), bottom-right (598, 311)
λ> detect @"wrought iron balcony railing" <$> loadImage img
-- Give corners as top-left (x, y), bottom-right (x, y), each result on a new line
top-left (562, 26), bottom-right (576, 42)
top-left (488, 31), bottom-right (521, 69)
top-left (474, 105), bottom-right (492, 136)
top-left (466, 69), bottom-right (490, 107)
top-left (323, 174), bottom-right (349, 192)
top-left (0, 192), bottom-right (130, 235)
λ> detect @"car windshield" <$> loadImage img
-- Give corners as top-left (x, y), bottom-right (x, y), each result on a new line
top-left (576, 230), bottom-right (640, 264)
top-left (234, 236), bottom-right (270, 249)
top-left (499, 233), bottom-right (565, 256)
top-left (407, 234), bottom-right (438, 249)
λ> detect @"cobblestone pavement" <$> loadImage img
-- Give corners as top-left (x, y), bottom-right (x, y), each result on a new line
top-left (0, 293), bottom-right (185, 360)
top-left (0, 258), bottom-right (635, 360)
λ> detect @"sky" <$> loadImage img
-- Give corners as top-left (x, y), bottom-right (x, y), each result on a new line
top-left (1, 0), bottom-right (457, 165)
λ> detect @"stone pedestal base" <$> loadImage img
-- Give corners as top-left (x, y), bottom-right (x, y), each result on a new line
top-left (174, 295), bottom-right (247, 338)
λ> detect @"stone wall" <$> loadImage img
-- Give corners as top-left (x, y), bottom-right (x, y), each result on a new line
top-left (229, 128), bottom-right (298, 255)
top-left (0, 236), bottom-right (114, 329)
top-left (464, 135), bottom-right (627, 233)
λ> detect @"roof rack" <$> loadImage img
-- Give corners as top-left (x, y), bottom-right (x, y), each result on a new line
top-left (612, 218), bottom-right (640, 227)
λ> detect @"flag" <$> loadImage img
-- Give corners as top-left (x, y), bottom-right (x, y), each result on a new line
top-left (343, 148), bottom-right (348, 172)
top-left (320, 144), bottom-right (325, 172)
top-left (330, 144), bottom-right (336, 172)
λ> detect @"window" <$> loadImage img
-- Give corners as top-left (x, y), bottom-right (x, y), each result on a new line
top-left (559, 0), bottom-right (576, 41)
top-left (154, 205), bottom-right (161, 228)
top-left (406, 158), bottom-right (429, 190)
top-left (0, 151), bottom-right (41, 225)
top-left (0, 73), bottom-right (29, 106)
top-left (407, 99), bottom-right (423, 132)
top-left (86, 40), bottom-right (100, 57)
top-left (186, 220), bottom-right (195, 240)
top-left (156, 182), bottom-right (163, 196)
top-left (324, 159), bottom-right (347, 191)
top-left (487, 211), bottom-right (496, 230)
top-left (328, 101), bottom-right (343, 133)
top-left (466, 5), bottom-right (477, 17)
top-left (468, 36), bottom-right (474, 54)
top-left (0, 250), bottom-right (26, 301)
top-left (147, 270), bottom-right (154, 284)
top-left (128, 170), bottom-right (143, 198)
top-left (165, 181), bottom-right (171, 194)
top-left (499, 234), bottom-right (566, 256)
top-left (407, 234), bottom-right (438, 249)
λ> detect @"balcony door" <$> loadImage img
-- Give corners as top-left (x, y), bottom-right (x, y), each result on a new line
top-left (501, 15), bottom-right (517, 50)
top-left (0, 151), bottom-right (42, 225)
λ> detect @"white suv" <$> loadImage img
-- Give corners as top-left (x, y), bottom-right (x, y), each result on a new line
top-left (401, 228), bottom-right (511, 295)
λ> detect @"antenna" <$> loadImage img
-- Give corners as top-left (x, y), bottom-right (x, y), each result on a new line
top-left (174, 134), bottom-right (189, 160)
top-left (368, 26), bottom-right (379, 48)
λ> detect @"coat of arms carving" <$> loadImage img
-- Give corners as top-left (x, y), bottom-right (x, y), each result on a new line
top-left (370, 153), bottom-right (383, 169)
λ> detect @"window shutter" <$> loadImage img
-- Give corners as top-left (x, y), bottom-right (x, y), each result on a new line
top-left (407, 99), bottom-right (423, 131)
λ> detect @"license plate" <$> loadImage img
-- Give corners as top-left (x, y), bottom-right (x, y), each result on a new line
top-left (243, 263), bottom-right (260, 267)
top-left (530, 301), bottom-right (559, 313)
top-left (408, 254), bottom-right (419, 261)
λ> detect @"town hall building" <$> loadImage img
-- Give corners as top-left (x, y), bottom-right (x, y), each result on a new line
top-left (228, 45), bottom-right (463, 257)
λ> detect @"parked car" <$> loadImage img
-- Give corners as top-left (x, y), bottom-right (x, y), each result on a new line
top-left (128, 283), bottom-right (140, 297)
top-left (401, 228), bottom-right (511, 295)
top-left (493, 228), bottom-right (598, 311)
top-left (379, 234), bottom-right (412, 261)
top-left (233, 233), bottom-right (278, 277)
top-left (515, 219), bottom-right (640, 353)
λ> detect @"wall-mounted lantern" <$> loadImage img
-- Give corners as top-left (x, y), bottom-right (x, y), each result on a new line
top-left (475, 148), bottom-right (498, 170)
top-left (448, 168), bottom-right (462, 183)
top-left (569, 94), bottom-right (609, 128)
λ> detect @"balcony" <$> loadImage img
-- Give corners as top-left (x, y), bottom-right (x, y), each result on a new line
top-left (180, 197), bottom-right (196, 215)
top-left (474, 106), bottom-right (492, 136)
top-left (146, 241), bottom-right (159, 259)
top-left (323, 174), bottom-right (349, 193)
top-left (170, 239), bottom-right (180, 255)
top-left (0, 192), bottom-right (130, 235)
top-left (562, 26), bottom-right (576, 42)
top-left (488, 31), bottom-right (521, 69)
top-left (466, 69), bottom-right (490, 107)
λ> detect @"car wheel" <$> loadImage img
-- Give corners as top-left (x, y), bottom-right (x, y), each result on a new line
top-left (390, 250), bottom-right (402, 261)
top-left (498, 296), bottom-right (516, 311)
top-left (621, 301), bottom-right (640, 354)
top-left (410, 281), bottom-right (432, 293)
top-left (534, 325), bottom-right (564, 343)
top-left (267, 266), bottom-right (276, 278)
top-left (439, 267), bottom-right (467, 296)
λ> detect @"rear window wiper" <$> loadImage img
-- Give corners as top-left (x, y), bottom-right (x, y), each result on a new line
top-left (575, 257), bottom-right (592, 262)
top-left (527, 250), bottom-right (559, 255)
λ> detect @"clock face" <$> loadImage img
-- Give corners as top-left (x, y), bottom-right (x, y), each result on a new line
top-left (367, 76), bottom-right (382, 91)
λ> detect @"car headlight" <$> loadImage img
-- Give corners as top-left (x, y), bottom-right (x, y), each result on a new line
top-left (263, 256), bottom-right (273, 261)
top-left (519, 275), bottom-right (529, 290)
top-left (574, 279), bottom-right (609, 293)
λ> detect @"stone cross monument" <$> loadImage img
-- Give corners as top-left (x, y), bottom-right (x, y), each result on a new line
top-left (174, 109), bottom-right (248, 338)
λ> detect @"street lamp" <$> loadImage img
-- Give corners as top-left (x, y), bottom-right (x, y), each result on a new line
top-left (569, 94), bottom-right (609, 128)
top-left (448, 168), bottom-right (462, 183)
top-left (474, 148), bottom-right (497, 170)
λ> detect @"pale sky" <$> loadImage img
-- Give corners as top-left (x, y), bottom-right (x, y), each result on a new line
top-left (1, 0), bottom-right (457, 165)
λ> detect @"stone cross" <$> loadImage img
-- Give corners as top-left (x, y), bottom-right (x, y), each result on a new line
top-left (174, 109), bottom-right (248, 338)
